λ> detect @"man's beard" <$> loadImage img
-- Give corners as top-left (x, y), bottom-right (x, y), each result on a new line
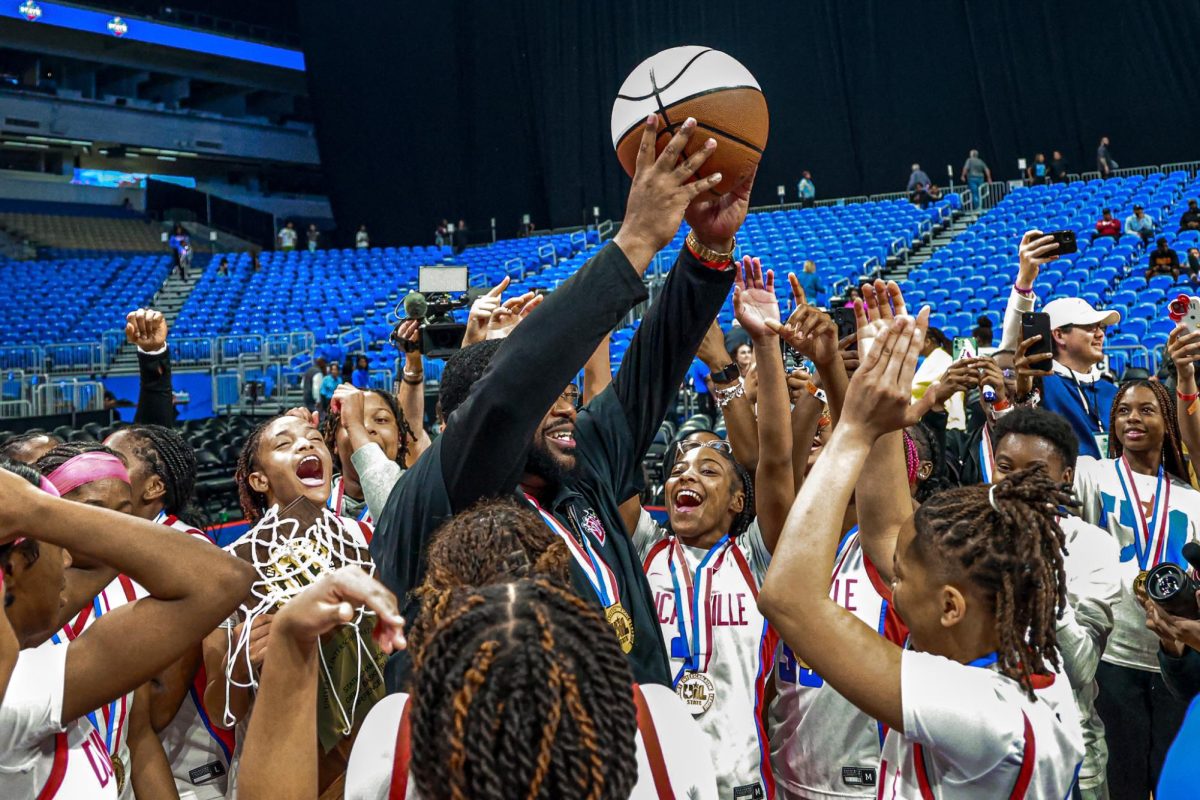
top-left (524, 439), bottom-right (578, 486)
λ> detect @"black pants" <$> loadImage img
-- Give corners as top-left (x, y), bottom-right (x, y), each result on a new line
top-left (1095, 661), bottom-right (1189, 799)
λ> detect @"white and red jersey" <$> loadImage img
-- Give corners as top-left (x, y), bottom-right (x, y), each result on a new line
top-left (0, 642), bottom-right (120, 798)
top-left (153, 510), bottom-right (234, 800)
top-left (770, 530), bottom-right (909, 799)
top-left (154, 510), bottom-right (215, 544)
top-left (50, 575), bottom-right (146, 800)
top-left (876, 650), bottom-right (1083, 800)
top-left (635, 513), bottom-right (776, 800)
top-left (344, 685), bottom-right (718, 800)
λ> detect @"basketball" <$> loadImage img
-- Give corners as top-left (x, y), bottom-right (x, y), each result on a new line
top-left (611, 46), bottom-right (769, 196)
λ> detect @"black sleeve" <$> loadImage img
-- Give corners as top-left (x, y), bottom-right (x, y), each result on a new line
top-left (438, 242), bottom-right (648, 511)
top-left (134, 348), bottom-right (175, 426)
top-left (1159, 646), bottom-right (1200, 701)
top-left (574, 248), bottom-right (734, 499)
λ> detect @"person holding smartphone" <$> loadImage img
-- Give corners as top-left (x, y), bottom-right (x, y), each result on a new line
top-left (1000, 231), bottom-right (1120, 457)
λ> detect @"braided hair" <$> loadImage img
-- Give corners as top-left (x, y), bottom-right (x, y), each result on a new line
top-left (0, 431), bottom-right (63, 463)
top-left (1107, 380), bottom-right (1188, 483)
top-left (409, 579), bottom-right (638, 800)
top-left (911, 467), bottom-right (1069, 700)
top-left (320, 388), bottom-right (413, 469)
top-left (117, 425), bottom-right (204, 528)
top-left (408, 498), bottom-right (571, 660)
top-left (906, 422), bottom-right (952, 503)
top-left (233, 415), bottom-right (279, 522)
top-left (0, 456), bottom-right (45, 574)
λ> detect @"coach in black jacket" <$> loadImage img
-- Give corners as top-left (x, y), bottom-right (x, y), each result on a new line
top-left (372, 117), bottom-right (751, 689)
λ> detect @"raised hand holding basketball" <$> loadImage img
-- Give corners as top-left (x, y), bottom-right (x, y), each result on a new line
top-left (686, 169), bottom-right (755, 252)
top-left (612, 115), bottom-right (722, 272)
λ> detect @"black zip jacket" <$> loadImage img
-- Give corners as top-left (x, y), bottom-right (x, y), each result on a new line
top-left (371, 240), bottom-right (735, 689)
top-left (134, 347), bottom-right (175, 426)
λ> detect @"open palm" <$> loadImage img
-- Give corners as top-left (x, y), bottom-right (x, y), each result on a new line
top-left (685, 171), bottom-right (755, 248)
top-left (734, 256), bottom-right (780, 339)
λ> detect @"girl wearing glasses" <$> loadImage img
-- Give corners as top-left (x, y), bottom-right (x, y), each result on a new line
top-left (633, 257), bottom-right (797, 798)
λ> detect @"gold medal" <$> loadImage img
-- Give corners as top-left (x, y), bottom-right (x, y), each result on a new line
top-left (111, 753), bottom-right (126, 794)
top-left (1134, 569), bottom-right (1150, 600)
top-left (605, 602), bottom-right (635, 653)
top-left (675, 671), bottom-right (716, 716)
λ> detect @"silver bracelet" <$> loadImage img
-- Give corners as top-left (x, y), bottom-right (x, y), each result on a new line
top-left (714, 378), bottom-right (746, 410)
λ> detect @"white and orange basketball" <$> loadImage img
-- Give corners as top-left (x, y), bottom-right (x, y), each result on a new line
top-left (611, 46), bottom-right (769, 195)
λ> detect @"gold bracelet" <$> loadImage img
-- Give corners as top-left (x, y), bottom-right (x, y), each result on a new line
top-left (685, 231), bottom-right (735, 265)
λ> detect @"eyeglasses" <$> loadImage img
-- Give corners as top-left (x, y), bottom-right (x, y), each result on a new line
top-left (558, 385), bottom-right (581, 408)
top-left (674, 439), bottom-right (734, 462)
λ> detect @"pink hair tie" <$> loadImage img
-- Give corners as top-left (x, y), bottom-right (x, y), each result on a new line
top-left (903, 430), bottom-right (920, 484)
top-left (46, 452), bottom-right (130, 496)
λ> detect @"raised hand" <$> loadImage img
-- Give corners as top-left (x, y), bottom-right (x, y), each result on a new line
top-left (462, 277), bottom-right (511, 347)
top-left (1167, 324), bottom-right (1200, 381)
top-left (273, 566), bottom-right (406, 653)
top-left (331, 383), bottom-right (365, 430)
top-left (613, 116), bottom-right (723, 270)
top-left (840, 309), bottom-right (933, 440)
top-left (928, 358), bottom-right (985, 411)
top-left (392, 318), bottom-right (422, 357)
top-left (733, 256), bottom-right (780, 340)
top-left (685, 168), bottom-right (756, 253)
top-left (125, 308), bottom-right (168, 351)
top-left (698, 320), bottom-right (732, 371)
top-left (838, 334), bottom-right (860, 376)
top-left (765, 274), bottom-right (840, 367)
top-left (853, 279), bottom-right (908, 357)
top-left (1017, 230), bottom-right (1059, 291)
top-left (1013, 334), bottom-right (1054, 399)
top-left (975, 357), bottom-right (1009, 404)
top-left (485, 291), bottom-right (544, 340)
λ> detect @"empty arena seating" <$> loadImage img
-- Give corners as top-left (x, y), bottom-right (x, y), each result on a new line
top-left (906, 172), bottom-right (1200, 373)
top-left (0, 253), bottom-right (172, 370)
top-left (0, 201), bottom-right (164, 253)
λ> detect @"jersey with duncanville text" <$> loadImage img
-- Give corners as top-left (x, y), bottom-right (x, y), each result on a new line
top-left (635, 511), bottom-right (776, 800)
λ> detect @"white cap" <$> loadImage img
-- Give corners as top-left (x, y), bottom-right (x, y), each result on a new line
top-left (1043, 297), bottom-right (1120, 330)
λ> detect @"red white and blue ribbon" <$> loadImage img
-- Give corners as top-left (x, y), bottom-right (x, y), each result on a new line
top-left (328, 476), bottom-right (373, 525)
top-left (978, 423), bottom-right (994, 484)
top-left (666, 535), bottom-right (732, 680)
top-left (524, 493), bottom-right (620, 608)
top-left (1114, 456), bottom-right (1170, 570)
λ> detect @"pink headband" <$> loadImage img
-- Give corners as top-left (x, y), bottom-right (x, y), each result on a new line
top-left (46, 452), bottom-right (130, 496)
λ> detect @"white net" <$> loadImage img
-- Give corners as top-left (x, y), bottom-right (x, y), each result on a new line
top-left (222, 504), bottom-right (385, 735)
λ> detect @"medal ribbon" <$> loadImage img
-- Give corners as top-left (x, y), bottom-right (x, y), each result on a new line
top-left (1115, 457), bottom-right (1170, 570)
top-left (978, 423), bottom-right (994, 484)
top-left (89, 589), bottom-right (127, 754)
top-left (666, 535), bottom-right (732, 677)
top-left (524, 493), bottom-right (619, 607)
top-left (329, 477), bottom-right (373, 524)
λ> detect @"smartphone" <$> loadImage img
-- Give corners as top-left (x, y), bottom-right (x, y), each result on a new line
top-left (831, 307), bottom-right (857, 350)
top-left (1047, 229), bottom-right (1078, 256)
top-left (1169, 294), bottom-right (1200, 331)
top-left (1021, 312), bottom-right (1055, 359)
top-left (952, 337), bottom-right (978, 361)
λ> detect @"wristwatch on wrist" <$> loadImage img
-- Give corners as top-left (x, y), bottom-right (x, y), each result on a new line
top-left (710, 362), bottom-right (740, 385)
top-left (685, 231), bottom-right (736, 266)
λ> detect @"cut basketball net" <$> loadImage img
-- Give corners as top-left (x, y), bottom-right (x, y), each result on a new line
top-left (612, 46), bottom-right (769, 195)
top-left (222, 505), bottom-right (384, 735)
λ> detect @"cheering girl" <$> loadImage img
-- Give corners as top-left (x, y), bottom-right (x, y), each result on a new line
top-left (760, 311), bottom-right (1084, 798)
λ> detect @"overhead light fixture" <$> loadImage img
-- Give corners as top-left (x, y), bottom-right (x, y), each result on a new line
top-left (156, 155), bottom-right (177, 161)
top-left (3, 141), bottom-right (50, 149)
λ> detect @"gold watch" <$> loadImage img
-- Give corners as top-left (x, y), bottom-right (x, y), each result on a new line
top-left (685, 231), bottom-right (736, 265)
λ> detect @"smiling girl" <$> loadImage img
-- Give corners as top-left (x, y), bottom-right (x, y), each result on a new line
top-left (1072, 379), bottom-right (1200, 797)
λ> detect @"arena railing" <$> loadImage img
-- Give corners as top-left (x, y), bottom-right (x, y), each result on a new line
top-left (0, 400), bottom-right (32, 420)
top-left (1162, 161), bottom-right (1200, 178)
top-left (45, 342), bottom-right (104, 374)
top-left (32, 379), bottom-right (104, 416)
top-left (0, 344), bottom-right (44, 372)
top-left (1106, 344), bottom-right (1157, 376)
